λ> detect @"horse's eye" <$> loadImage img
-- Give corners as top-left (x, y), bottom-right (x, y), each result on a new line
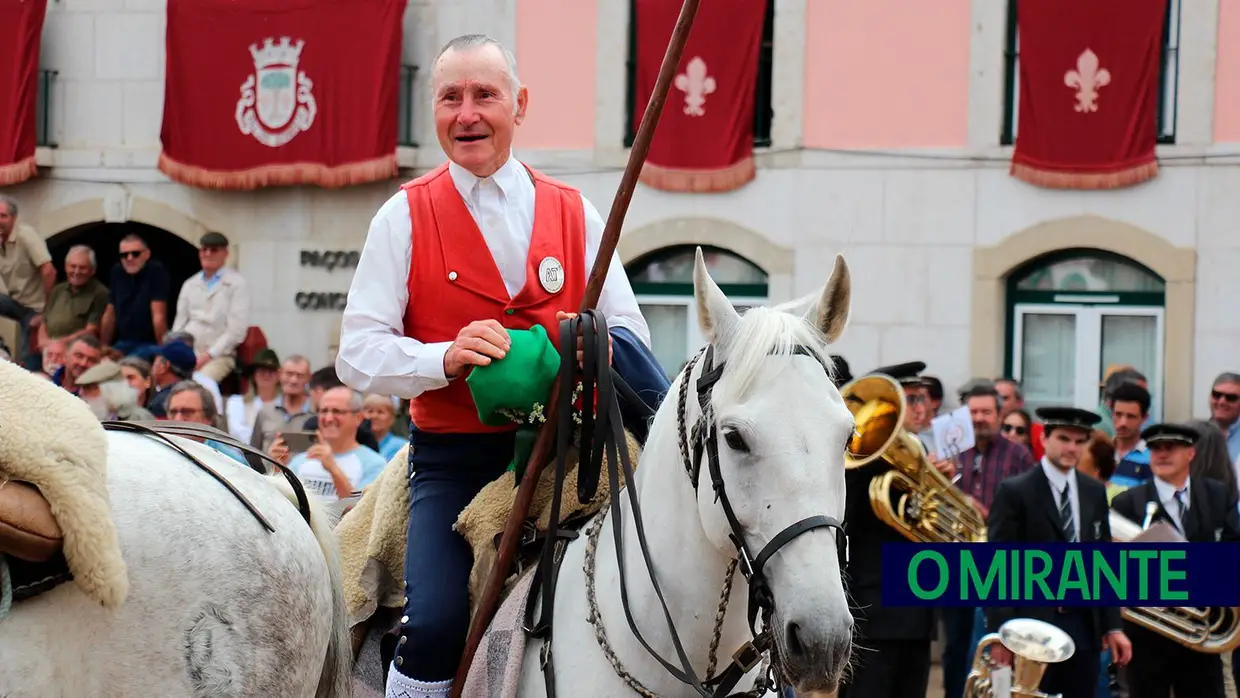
top-left (723, 427), bottom-right (749, 453)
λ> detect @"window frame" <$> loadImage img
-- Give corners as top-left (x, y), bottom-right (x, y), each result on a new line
top-left (623, 0), bottom-right (775, 148)
top-left (1000, 0), bottom-right (1180, 146)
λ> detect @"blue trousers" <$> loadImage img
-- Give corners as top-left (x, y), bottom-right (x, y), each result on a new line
top-left (392, 429), bottom-right (514, 681)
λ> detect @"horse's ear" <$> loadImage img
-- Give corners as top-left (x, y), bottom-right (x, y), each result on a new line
top-left (774, 254), bottom-right (851, 343)
top-left (693, 247), bottom-right (741, 345)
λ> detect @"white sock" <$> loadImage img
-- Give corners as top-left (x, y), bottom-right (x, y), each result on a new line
top-left (385, 664), bottom-right (452, 698)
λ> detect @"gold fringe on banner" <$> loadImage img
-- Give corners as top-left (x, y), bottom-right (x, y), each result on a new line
top-left (157, 152), bottom-right (399, 191)
top-left (0, 157), bottom-right (37, 187)
top-left (638, 156), bottom-right (756, 194)
top-left (1010, 160), bottom-right (1159, 190)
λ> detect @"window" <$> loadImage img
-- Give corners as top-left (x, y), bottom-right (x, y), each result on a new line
top-left (398, 64), bottom-right (418, 147)
top-left (1005, 250), bottom-right (1166, 418)
top-left (1001, 0), bottom-right (1180, 145)
top-left (624, 0), bottom-right (774, 148)
top-left (36, 69), bottom-right (56, 148)
top-left (628, 245), bottom-right (769, 377)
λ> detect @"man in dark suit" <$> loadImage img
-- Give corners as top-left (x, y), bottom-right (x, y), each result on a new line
top-left (839, 362), bottom-right (936, 698)
top-left (986, 406), bottom-right (1132, 698)
top-left (1110, 422), bottom-right (1240, 698)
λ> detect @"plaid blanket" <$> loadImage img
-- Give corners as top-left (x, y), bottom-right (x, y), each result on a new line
top-left (461, 568), bottom-right (537, 698)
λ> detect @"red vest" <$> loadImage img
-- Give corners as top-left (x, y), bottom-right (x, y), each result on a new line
top-left (401, 162), bottom-right (587, 433)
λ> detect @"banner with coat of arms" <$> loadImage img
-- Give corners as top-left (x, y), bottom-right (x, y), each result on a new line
top-left (159, 0), bottom-right (407, 190)
top-left (633, 0), bottom-right (767, 193)
top-left (1010, 0), bottom-right (1167, 190)
top-left (0, 0), bottom-right (47, 186)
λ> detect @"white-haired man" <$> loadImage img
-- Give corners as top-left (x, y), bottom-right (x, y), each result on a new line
top-left (336, 34), bottom-right (668, 698)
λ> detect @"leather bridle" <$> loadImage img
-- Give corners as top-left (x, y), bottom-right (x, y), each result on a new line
top-left (525, 310), bottom-right (849, 698)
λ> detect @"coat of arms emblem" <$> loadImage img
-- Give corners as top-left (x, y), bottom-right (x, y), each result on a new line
top-left (235, 37), bottom-right (318, 147)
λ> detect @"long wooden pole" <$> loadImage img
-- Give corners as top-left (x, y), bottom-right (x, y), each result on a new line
top-left (450, 1), bottom-right (703, 692)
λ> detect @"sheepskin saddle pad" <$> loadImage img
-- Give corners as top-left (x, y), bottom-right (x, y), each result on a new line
top-left (453, 429), bottom-right (642, 626)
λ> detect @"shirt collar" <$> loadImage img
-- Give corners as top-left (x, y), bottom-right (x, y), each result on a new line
top-left (448, 154), bottom-right (524, 203)
top-left (1153, 475), bottom-right (1190, 503)
top-left (1040, 456), bottom-right (1076, 493)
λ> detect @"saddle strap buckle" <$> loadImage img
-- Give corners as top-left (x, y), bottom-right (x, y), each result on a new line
top-left (540, 639), bottom-right (553, 669)
top-left (731, 641), bottom-right (763, 674)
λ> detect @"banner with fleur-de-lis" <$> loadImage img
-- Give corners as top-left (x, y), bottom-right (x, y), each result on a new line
top-left (1011, 0), bottom-right (1167, 190)
top-left (0, 0), bottom-right (46, 186)
top-left (633, 0), bottom-right (766, 193)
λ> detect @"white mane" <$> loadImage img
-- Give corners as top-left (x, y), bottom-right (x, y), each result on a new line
top-left (710, 306), bottom-right (836, 406)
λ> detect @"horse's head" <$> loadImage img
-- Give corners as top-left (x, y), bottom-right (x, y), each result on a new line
top-left (687, 247), bottom-right (854, 694)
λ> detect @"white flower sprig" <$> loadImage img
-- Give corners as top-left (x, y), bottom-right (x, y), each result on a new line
top-left (499, 381), bottom-right (586, 426)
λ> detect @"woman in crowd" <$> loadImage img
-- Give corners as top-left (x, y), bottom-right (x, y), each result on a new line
top-left (362, 392), bottom-right (409, 461)
top-left (119, 356), bottom-right (154, 408)
top-left (225, 348), bottom-right (281, 443)
top-left (999, 408), bottom-right (1034, 453)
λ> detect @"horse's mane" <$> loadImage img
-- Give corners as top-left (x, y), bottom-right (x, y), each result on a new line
top-left (711, 305), bottom-right (836, 405)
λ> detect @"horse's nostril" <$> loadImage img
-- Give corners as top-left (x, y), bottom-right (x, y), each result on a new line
top-left (785, 621), bottom-right (806, 658)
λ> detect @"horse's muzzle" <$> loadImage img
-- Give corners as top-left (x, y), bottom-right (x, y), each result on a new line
top-left (775, 614), bottom-right (853, 694)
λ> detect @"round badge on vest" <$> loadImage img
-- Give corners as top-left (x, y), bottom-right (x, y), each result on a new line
top-left (538, 256), bottom-right (564, 294)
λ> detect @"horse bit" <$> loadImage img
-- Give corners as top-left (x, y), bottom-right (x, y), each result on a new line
top-left (524, 309), bottom-right (849, 698)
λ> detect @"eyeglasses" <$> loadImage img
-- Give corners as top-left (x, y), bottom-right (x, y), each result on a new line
top-left (317, 408), bottom-right (356, 417)
top-left (1211, 390), bottom-right (1240, 403)
top-left (119, 251), bottom-right (143, 259)
top-left (167, 408), bottom-right (202, 418)
top-left (1001, 423), bottom-right (1028, 436)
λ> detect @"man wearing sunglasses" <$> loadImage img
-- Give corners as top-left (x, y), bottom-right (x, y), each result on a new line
top-left (1208, 372), bottom-right (1240, 463)
top-left (100, 233), bottom-right (171, 361)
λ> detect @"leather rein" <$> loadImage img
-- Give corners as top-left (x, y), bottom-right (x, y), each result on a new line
top-left (523, 310), bottom-right (848, 698)
top-left (100, 420), bottom-right (314, 531)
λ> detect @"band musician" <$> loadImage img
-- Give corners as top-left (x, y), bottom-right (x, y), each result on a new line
top-left (985, 407), bottom-right (1132, 698)
top-left (838, 362), bottom-right (935, 698)
top-left (1110, 423), bottom-right (1240, 698)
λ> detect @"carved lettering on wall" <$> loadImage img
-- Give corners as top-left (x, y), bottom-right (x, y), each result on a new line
top-left (295, 292), bottom-right (349, 311)
top-left (300, 250), bottom-right (361, 272)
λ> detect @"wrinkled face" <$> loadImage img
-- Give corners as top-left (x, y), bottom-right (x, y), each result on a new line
top-left (1110, 399), bottom-right (1145, 442)
top-left (279, 360), bottom-right (310, 396)
top-left (1001, 412), bottom-right (1030, 446)
top-left (317, 387), bottom-right (360, 442)
top-left (1044, 426), bottom-right (1090, 469)
top-left (364, 401), bottom-right (395, 435)
top-left (1210, 380), bottom-right (1240, 426)
top-left (0, 202), bottom-right (13, 237)
top-left (967, 395), bottom-right (1001, 442)
top-left (199, 245), bottom-right (227, 274)
top-left (64, 250), bottom-right (94, 287)
top-left (118, 239), bottom-right (149, 275)
top-left (1149, 441), bottom-right (1193, 481)
top-left (433, 44), bottom-right (527, 177)
top-left (167, 390), bottom-right (210, 425)
top-left (67, 341), bottom-right (101, 379)
top-left (42, 341), bottom-right (65, 374)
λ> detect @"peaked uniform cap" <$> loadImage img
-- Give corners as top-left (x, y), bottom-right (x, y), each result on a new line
top-left (1035, 406), bottom-right (1102, 432)
top-left (1140, 422), bottom-right (1199, 446)
top-left (466, 324), bottom-right (562, 427)
top-left (869, 361), bottom-right (927, 386)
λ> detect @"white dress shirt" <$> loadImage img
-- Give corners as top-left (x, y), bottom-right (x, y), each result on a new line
top-left (1041, 457), bottom-right (1081, 541)
top-left (1152, 475), bottom-right (1190, 533)
top-left (336, 155), bottom-right (651, 399)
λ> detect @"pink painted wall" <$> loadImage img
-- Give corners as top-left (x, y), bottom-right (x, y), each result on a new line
top-left (514, 0), bottom-right (597, 149)
top-left (803, 0), bottom-right (971, 149)
top-left (1215, 0), bottom-right (1240, 141)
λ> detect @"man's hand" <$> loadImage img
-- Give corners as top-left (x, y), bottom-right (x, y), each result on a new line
top-left (444, 320), bottom-right (511, 379)
top-left (27, 314), bottom-right (42, 329)
top-left (989, 645), bottom-right (1012, 667)
top-left (268, 433), bottom-right (290, 466)
top-left (195, 352), bottom-right (211, 370)
top-left (933, 457), bottom-right (955, 477)
top-left (305, 434), bottom-right (337, 472)
top-left (1104, 630), bottom-right (1132, 666)
top-left (556, 311), bottom-right (613, 367)
top-left (967, 495), bottom-right (990, 519)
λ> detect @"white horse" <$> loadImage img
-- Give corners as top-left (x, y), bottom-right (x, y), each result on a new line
top-left (517, 248), bottom-right (856, 697)
top-left (0, 431), bottom-right (351, 698)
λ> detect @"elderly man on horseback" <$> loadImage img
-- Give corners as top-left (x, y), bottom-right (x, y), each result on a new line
top-left (336, 33), bottom-right (667, 698)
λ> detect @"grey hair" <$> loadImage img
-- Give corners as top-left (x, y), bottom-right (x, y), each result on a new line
top-left (1213, 372), bottom-right (1240, 388)
top-left (325, 385), bottom-right (365, 412)
top-left (0, 194), bottom-right (17, 217)
top-left (94, 379), bottom-right (140, 416)
top-left (66, 244), bottom-right (97, 269)
top-left (433, 34), bottom-right (521, 108)
top-left (165, 330), bottom-right (195, 346)
top-left (168, 380), bottom-right (220, 423)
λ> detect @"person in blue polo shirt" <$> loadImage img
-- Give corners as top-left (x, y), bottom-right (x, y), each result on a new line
top-left (1108, 382), bottom-right (1153, 492)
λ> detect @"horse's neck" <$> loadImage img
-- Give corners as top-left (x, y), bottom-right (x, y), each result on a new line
top-left (601, 414), bottom-right (753, 687)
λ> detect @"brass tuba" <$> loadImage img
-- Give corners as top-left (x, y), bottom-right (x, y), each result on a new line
top-left (1108, 509), bottom-right (1240, 653)
top-left (964, 618), bottom-right (1076, 698)
top-left (841, 374), bottom-right (987, 544)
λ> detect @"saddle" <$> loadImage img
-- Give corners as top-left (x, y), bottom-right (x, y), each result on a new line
top-left (0, 479), bottom-right (63, 563)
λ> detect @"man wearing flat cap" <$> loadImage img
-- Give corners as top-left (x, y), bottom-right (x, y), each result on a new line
top-left (985, 406), bottom-right (1131, 698)
top-left (838, 360), bottom-right (936, 698)
top-left (171, 232), bottom-right (250, 384)
top-left (1111, 422), bottom-right (1240, 698)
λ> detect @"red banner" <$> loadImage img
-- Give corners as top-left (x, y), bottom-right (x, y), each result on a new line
top-left (634, 0), bottom-right (765, 193)
top-left (0, 0), bottom-right (47, 186)
top-left (159, 0), bottom-right (406, 190)
top-left (1011, 0), bottom-right (1166, 189)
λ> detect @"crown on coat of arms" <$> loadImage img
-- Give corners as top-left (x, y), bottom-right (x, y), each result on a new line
top-left (249, 37), bottom-right (305, 68)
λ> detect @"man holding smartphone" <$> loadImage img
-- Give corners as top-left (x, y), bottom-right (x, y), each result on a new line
top-left (282, 386), bottom-right (386, 502)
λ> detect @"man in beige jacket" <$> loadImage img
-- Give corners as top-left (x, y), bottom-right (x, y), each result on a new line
top-left (172, 232), bottom-right (250, 383)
